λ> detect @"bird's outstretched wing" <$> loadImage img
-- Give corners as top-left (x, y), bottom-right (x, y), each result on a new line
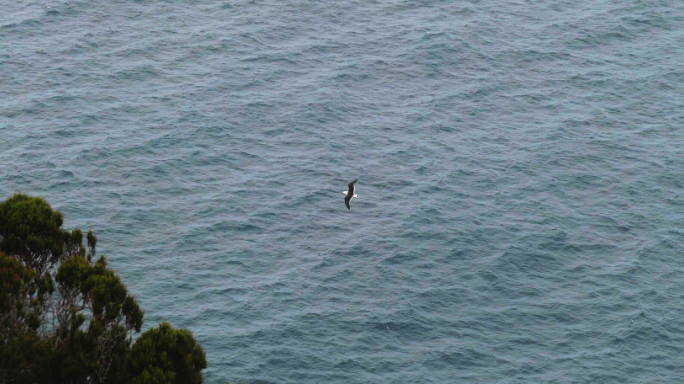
top-left (345, 194), bottom-right (352, 210)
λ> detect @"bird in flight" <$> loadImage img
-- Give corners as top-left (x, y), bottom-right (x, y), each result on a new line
top-left (341, 179), bottom-right (359, 210)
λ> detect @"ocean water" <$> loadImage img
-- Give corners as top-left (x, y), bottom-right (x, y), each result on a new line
top-left (2, 0), bottom-right (684, 382)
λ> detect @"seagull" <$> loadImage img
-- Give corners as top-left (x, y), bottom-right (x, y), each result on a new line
top-left (341, 179), bottom-right (359, 210)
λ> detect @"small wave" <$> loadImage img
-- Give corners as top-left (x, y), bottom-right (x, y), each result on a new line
top-left (381, 252), bottom-right (418, 265)
top-left (57, 169), bottom-right (74, 178)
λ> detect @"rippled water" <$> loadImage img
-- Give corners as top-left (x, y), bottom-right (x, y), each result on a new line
top-left (2, 0), bottom-right (684, 382)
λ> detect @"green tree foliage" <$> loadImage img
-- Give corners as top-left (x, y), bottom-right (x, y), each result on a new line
top-left (0, 194), bottom-right (81, 274)
top-left (0, 252), bottom-right (53, 384)
top-left (0, 194), bottom-right (207, 384)
top-left (0, 252), bottom-right (52, 332)
top-left (127, 322), bottom-right (207, 384)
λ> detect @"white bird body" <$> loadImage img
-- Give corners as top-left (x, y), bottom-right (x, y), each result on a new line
top-left (342, 180), bottom-right (359, 210)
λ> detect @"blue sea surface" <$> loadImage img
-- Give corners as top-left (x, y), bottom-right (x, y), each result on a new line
top-left (2, 0), bottom-right (684, 382)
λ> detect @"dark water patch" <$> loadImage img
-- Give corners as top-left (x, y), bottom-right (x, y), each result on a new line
top-left (57, 169), bottom-right (75, 178)
top-left (424, 348), bottom-right (503, 370)
top-left (414, 287), bottom-right (471, 308)
top-left (381, 252), bottom-right (419, 266)
top-left (493, 248), bottom-right (563, 275)
top-left (111, 65), bottom-right (161, 82)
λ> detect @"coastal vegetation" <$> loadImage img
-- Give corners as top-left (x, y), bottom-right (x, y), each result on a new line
top-left (0, 193), bottom-right (207, 384)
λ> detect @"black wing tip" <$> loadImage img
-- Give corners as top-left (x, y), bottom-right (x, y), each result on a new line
top-left (345, 180), bottom-right (357, 210)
